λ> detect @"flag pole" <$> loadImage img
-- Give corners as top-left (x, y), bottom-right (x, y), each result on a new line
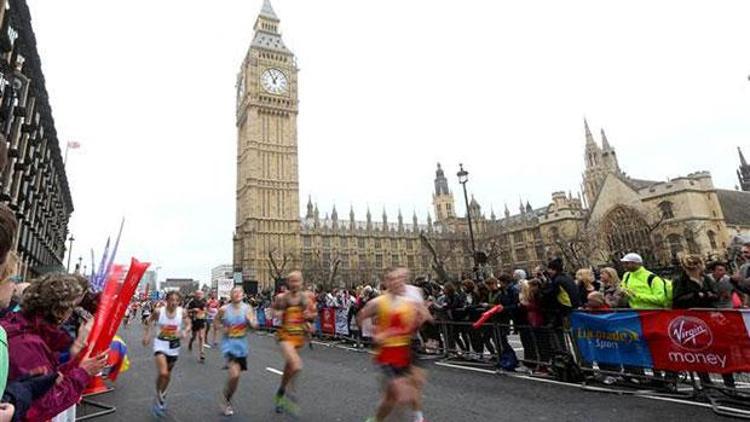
top-left (64, 142), bottom-right (69, 167)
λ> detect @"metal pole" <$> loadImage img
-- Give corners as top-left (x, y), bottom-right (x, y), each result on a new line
top-left (460, 181), bottom-right (477, 255)
top-left (63, 143), bottom-right (69, 167)
top-left (66, 235), bottom-right (74, 273)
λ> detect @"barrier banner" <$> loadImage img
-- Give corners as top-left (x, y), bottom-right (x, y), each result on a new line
top-left (335, 307), bottom-right (349, 336)
top-left (640, 310), bottom-right (750, 373)
top-left (571, 311), bottom-right (653, 368)
top-left (320, 308), bottom-right (335, 335)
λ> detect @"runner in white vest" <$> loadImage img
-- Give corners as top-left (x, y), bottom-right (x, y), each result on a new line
top-left (142, 291), bottom-right (191, 418)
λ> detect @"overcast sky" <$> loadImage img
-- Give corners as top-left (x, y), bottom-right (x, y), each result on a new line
top-left (25, 0), bottom-right (750, 283)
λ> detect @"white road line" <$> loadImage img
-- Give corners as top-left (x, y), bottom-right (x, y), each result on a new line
top-left (265, 367), bottom-right (283, 376)
top-left (434, 362), bottom-right (497, 374)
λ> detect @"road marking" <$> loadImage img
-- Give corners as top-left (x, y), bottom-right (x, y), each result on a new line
top-left (435, 362), bottom-right (496, 374)
top-left (435, 362), bottom-right (722, 412)
top-left (265, 367), bottom-right (283, 376)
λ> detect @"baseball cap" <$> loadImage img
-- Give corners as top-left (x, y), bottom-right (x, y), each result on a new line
top-left (620, 253), bottom-right (643, 264)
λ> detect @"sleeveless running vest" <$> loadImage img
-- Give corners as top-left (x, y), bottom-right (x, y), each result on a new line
top-left (221, 303), bottom-right (251, 358)
top-left (154, 307), bottom-right (183, 357)
top-left (375, 294), bottom-right (416, 368)
top-left (277, 293), bottom-right (308, 348)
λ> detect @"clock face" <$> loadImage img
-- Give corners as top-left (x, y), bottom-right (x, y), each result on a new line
top-left (261, 68), bottom-right (288, 95)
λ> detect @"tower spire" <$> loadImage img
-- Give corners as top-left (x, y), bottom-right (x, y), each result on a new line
top-left (601, 128), bottom-right (612, 150)
top-left (739, 146), bottom-right (748, 167)
top-left (584, 118), bottom-right (597, 148)
top-left (260, 0), bottom-right (279, 21)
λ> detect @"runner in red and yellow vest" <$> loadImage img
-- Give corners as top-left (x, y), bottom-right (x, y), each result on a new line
top-left (272, 271), bottom-right (316, 417)
top-left (358, 267), bottom-right (432, 422)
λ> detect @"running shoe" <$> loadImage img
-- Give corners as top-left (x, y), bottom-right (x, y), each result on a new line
top-left (199, 355), bottom-right (206, 364)
top-left (274, 393), bottom-right (284, 414)
top-left (152, 400), bottom-right (166, 418)
top-left (204, 343), bottom-right (212, 349)
top-left (219, 393), bottom-right (234, 416)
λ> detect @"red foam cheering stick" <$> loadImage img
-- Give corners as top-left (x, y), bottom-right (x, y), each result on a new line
top-left (472, 304), bottom-right (504, 329)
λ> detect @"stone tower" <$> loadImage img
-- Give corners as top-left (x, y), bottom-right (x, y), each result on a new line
top-left (582, 119), bottom-right (620, 206)
top-left (234, 0), bottom-right (300, 287)
top-left (432, 163), bottom-right (456, 223)
top-left (737, 147), bottom-right (750, 192)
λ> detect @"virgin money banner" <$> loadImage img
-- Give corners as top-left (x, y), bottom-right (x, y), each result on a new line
top-left (320, 308), bottom-right (335, 335)
top-left (640, 310), bottom-right (750, 374)
top-left (570, 311), bottom-right (653, 368)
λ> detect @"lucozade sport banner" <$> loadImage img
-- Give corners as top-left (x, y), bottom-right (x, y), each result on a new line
top-left (571, 310), bottom-right (750, 374)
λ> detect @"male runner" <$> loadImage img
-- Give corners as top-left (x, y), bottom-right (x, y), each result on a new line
top-left (357, 268), bottom-right (431, 422)
top-left (272, 271), bottom-right (317, 416)
top-left (142, 291), bottom-right (191, 417)
top-left (215, 286), bottom-right (258, 416)
top-left (187, 290), bottom-right (208, 362)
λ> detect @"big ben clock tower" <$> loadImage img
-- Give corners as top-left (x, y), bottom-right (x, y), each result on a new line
top-left (234, 0), bottom-right (300, 288)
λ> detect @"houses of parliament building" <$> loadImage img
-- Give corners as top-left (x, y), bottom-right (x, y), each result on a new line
top-left (234, 1), bottom-right (750, 288)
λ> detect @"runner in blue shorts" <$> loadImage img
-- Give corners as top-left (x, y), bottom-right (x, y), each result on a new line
top-left (215, 286), bottom-right (258, 416)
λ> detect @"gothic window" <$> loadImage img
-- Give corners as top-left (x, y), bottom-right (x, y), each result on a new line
top-left (303, 237), bottom-right (311, 248)
top-left (303, 253), bottom-right (312, 266)
top-left (392, 254), bottom-right (400, 266)
top-left (516, 248), bottom-right (528, 262)
top-left (666, 234), bottom-right (684, 258)
top-left (550, 227), bottom-right (560, 240)
top-left (407, 255), bottom-right (415, 268)
top-left (375, 254), bottom-right (383, 268)
top-left (322, 252), bottom-right (331, 264)
top-left (683, 228), bottom-right (700, 254)
top-left (535, 245), bottom-right (546, 261)
top-left (422, 255), bottom-right (430, 269)
top-left (390, 239), bottom-right (396, 249)
top-left (359, 254), bottom-right (367, 267)
top-left (659, 201), bottom-right (675, 220)
top-left (323, 237), bottom-right (331, 248)
top-left (358, 238), bottom-right (365, 249)
top-left (602, 206), bottom-right (654, 260)
top-left (407, 239), bottom-right (414, 249)
top-left (707, 230), bottom-right (717, 249)
top-left (513, 232), bottom-right (524, 243)
top-left (501, 250), bottom-right (511, 264)
top-left (375, 238), bottom-right (381, 249)
top-left (340, 254), bottom-right (349, 269)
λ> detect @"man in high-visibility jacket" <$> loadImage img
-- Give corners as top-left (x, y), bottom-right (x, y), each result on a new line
top-left (621, 253), bottom-right (668, 309)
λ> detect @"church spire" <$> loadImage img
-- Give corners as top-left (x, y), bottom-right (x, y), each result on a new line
top-left (601, 128), bottom-right (612, 150)
top-left (584, 118), bottom-right (597, 149)
top-left (740, 146), bottom-right (748, 167)
top-left (504, 203), bottom-right (510, 218)
top-left (305, 195), bottom-right (313, 219)
top-left (737, 147), bottom-right (750, 191)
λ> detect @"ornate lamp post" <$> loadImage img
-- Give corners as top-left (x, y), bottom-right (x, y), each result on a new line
top-left (457, 164), bottom-right (478, 277)
top-left (66, 234), bottom-right (75, 273)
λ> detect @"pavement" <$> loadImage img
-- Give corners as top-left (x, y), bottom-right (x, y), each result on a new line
top-left (86, 323), bottom-right (723, 422)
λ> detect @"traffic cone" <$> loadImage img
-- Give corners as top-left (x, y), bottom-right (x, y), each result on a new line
top-left (82, 375), bottom-right (112, 397)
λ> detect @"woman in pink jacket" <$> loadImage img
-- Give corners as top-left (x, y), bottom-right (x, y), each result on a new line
top-left (1, 273), bottom-right (107, 421)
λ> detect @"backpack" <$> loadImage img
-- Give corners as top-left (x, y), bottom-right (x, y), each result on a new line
top-left (550, 352), bottom-right (584, 383)
top-left (623, 272), bottom-right (673, 308)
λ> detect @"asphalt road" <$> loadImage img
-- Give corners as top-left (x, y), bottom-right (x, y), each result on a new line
top-left (85, 323), bottom-right (721, 422)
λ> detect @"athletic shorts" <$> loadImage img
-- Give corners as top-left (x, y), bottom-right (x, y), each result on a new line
top-left (379, 364), bottom-right (411, 380)
top-left (154, 352), bottom-right (178, 370)
top-left (225, 354), bottom-right (248, 371)
top-left (410, 337), bottom-right (424, 368)
top-left (192, 319), bottom-right (206, 331)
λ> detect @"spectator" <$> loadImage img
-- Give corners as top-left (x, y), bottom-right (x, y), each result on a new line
top-left (620, 253), bottom-right (668, 309)
top-left (574, 268), bottom-right (599, 308)
top-left (540, 258), bottom-right (579, 328)
top-left (708, 261), bottom-right (739, 309)
top-left (518, 278), bottom-right (544, 371)
top-left (2, 273), bottom-right (108, 420)
top-left (600, 267), bottom-right (627, 308)
top-left (441, 282), bottom-right (468, 354)
top-left (513, 269), bottom-right (528, 289)
top-left (672, 255), bottom-right (717, 309)
top-left (583, 291), bottom-right (610, 311)
top-left (462, 280), bottom-right (483, 356)
top-left (495, 274), bottom-right (520, 370)
top-left (731, 243), bottom-right (750, 295)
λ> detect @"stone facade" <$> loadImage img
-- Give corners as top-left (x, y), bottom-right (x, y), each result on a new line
top-left (234, 1), bottom-right (750, 288)
top-left (0, 0), bottom-right (74, 277)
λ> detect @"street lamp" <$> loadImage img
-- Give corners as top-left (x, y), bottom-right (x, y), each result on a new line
top-left (66, 235), bottom-right (75, 273)
top-left (457, 164), bottom-right (478, 277)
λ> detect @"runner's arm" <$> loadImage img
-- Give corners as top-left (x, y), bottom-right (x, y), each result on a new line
top-left (304, 291), bottom-right (317, 321)
top-left (182, 312), bottom-right (192, 338)
top-left (142, 309), bottom-right (159, 346)
top-left (247, 306), bottom-right (259, 330)
top-left (214, 307), bottom-right (225, 334)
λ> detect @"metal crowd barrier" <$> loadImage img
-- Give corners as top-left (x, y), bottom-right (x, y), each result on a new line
top-left (252, 305), bottom-right (750, 418)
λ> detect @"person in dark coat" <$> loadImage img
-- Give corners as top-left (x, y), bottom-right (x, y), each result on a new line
top-left (672, 255), bottom-right (718, 309)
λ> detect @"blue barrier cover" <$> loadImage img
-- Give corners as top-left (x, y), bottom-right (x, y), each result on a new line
top-left (570, 311), bottom-right (653, 368)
